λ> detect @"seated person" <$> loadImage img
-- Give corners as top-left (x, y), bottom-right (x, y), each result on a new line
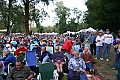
top-left (38, 46), bottom-right (51, 63)
top-left (32, 43), bottom-right (41, 57)
top-left (52, 46), bottom-right (65, 72)
top-left (68, 51), bottom-right (88, 80)
top-left (82, 47), bottom-right (94, 71)
top-left (8, 43), bottom-right (16, 54)
top-left (0, 49), bottom-right (16, 73)
top-left (7, 59), bottom-right (34, 80)
top-left (15, 43), bottom-right (28, 59)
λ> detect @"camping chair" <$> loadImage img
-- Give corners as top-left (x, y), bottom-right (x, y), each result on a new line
top-left (25, 51), bottom-right (39, 76)
top-left (46, 46), bottom-right (54, 54)
top-left (26, 51), bottom-right (37, 66)
top-left (37, 62), bottom-right (55, 80)
top-left (0, 75), bottom-right (3, 80)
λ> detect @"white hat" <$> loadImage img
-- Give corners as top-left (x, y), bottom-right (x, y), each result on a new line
top-left (6, 44), bottom-right (10, 47)
top-left (35, 43), bottom-right (39, 46)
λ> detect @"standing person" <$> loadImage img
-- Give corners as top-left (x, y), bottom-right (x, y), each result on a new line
top-left (68, 51), bottom-right (88, 80)
top-left (112, 30), bottom-right (120, 70)
top-left (102, 29), bottom-right (113, 61)
top-left (89, 31), bottom-right (96, 55)
top-left (95, 30), bottom-right (104, 60)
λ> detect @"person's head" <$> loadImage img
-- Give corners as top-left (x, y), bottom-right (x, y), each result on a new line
top-left (98, 30), bottom-right (103, 36)
top-left (34, 43), bottom-right (39, 48)
top-left (72, 51), bottom-right (79, 58)
top-left (3, 49), bottom-right (10, 56)
top-left (106, 29), bottom-right (110, 34)
top-left (41, 46), bottom-right (46, 52)
top-left (84, 47), bottom-right (89, 53)
top-left (15, 59), bottom-right (24, 70)
top-left (20, 43), bottom-right (24, 48)
top-left (55, 46), bottom-right (59, 52)
top-left (90, 31), bottom-right (94, 35)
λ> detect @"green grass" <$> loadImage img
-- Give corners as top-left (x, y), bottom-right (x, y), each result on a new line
top-left (62, 47), bottom-right (118, 80)
top-left (94, 47), bottom-right (117, 80)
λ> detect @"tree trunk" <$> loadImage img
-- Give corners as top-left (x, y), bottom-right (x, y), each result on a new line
top-left (7, 0), bottom-right (12, 35)
top-left (24, 0), bottom-right (29, 35)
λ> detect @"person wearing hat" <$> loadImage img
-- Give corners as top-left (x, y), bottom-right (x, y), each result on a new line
top-left (112, 30), bottom-right (120, 70)
top-left (95, 30), bottom-right (104, 60)
top-left (32, 43), bottom-right (41, 57)
top-left (102, 29), bottom-right (113, 61)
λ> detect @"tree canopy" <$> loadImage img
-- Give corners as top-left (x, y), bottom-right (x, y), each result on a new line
top-left (84, 0), bottom-right (120, 33)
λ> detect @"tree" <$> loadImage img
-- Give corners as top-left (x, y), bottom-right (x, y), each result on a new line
top-left (84, 0), bottom-right (120, 33)
top-left (54, 1), bottom-right (70, 34)
top-left (23, 0), bottom-right (53, 35)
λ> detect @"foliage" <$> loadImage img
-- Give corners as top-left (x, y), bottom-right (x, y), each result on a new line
top-left (84, 0), bottom-right (120, 33)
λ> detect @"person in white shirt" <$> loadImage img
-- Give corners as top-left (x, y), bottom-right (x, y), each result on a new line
top-left (102, 29), bottom-right (113, 61)
top-left (8, 44), bottom-right (16, 54)
top-left (95, 30), bottom-right (104, 60)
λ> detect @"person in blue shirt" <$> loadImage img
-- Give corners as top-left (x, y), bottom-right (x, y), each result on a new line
top-left (38, 46), bottom-right (51, 63)
top-left (89, 31), bottom-right (96, 55)
top-left (0, 49), bottom-right (16, 73)
top-left (68, 51), bottom-right (88, 80)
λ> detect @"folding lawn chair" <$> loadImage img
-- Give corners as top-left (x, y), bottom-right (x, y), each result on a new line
top-left (37, 62), bottom-right (55, 80)
top-left (46, 46), bottom-right (54, 54)
top-left (26, 51), bottom-right (37, 66)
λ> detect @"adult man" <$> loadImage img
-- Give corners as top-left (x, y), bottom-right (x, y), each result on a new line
top-left (0, 49), bottom-right (16, 73)
top-left (102, 29), bottom-right (113, 61)
top-left (52, 46), bottom-right (65, 72)
top-left (89, 31), bottom-right (96, 55)
top-left (7, 59), bottom-right (34, 80)
top-left (68, 51), bottom-right (88, 80)
top-left (38, 46), bottom-right (51, 63)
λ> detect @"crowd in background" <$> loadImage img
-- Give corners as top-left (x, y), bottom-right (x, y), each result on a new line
top-left (0, 29), bottom-right (119, 80)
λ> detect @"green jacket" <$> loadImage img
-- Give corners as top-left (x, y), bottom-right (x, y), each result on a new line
top-left (7, 66), bottom-right (34, 80)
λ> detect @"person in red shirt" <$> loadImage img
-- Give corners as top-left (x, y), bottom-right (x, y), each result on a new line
top-left (15, 43), bottom-right (28, 56)
top-left (82, 47), bottom-right (94, 71)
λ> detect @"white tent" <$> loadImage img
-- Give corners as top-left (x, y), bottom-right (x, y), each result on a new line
top-left (86, 27), bottom-right (96, 32)
top-left (0, 29), bottom-right (7, 32)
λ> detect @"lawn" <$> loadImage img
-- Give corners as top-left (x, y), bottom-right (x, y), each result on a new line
top-left (94, 47), bottom-right (117, 80)
top-left (62, 47), bottom-right (118, 80)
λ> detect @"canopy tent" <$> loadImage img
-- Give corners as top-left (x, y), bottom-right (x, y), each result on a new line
top-left (86, 27), bottom-right (96, 32)
top-left (0, 29), bottom-right (7, 32)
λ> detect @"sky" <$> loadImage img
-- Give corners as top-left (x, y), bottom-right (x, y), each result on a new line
top-left (37, 0), bottom-right (88, 26)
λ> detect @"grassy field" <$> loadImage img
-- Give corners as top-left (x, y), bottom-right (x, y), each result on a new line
top-left (62, 47), bottom-right (118, 80)
top-left (94, 48), bottom-right (117, 80)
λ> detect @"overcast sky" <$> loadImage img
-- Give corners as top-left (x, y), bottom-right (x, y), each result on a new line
top-left (37, 0), bottom-right (88, 26)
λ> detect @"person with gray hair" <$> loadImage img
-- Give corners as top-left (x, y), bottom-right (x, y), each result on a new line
top-left (68, 50), bottom-right (87, 80)
top-left (0, 49), bottom-right (16, 73)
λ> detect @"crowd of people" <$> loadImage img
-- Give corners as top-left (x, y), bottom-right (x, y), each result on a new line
top-left (0, 28), bottom-right (119, 80)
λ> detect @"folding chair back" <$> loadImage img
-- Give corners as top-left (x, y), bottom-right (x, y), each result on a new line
top-left (0, 75), bottom-right (3, 80)
top-left (26, 51), bottom-right (37, 66)
top-left (46, 46), bottom-right (54, 54)
top-left (39, 62), bottom-right (54, 80)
